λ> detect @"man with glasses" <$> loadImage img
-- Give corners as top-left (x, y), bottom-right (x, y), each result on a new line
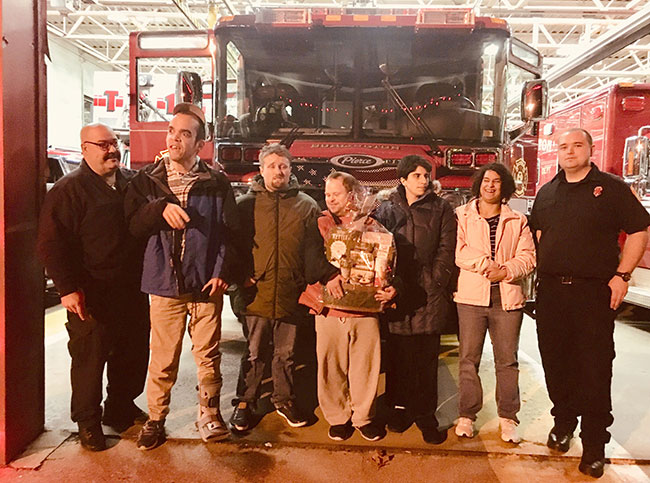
top-left (37, 123), bottom-right (150, 451)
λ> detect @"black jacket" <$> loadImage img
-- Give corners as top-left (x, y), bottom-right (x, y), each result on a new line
top-left (373, 185), bottom-right (457, 335)
top-left (37, 160), bottom-right (141, 296)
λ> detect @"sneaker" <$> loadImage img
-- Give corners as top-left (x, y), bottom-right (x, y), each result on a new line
top-left (78, 423), bottom-right (107, 452)
top-left (328, 421), bottom-right (354, 441)
top-left (499, 417), bottom-right (521, 444)
top-left (136, 419), bottom-right (166, 451)
top-left (230, 402), bottom-right (253, 432)
top-left (416, 417), bottom-right (447, 445)
top-left (358, 422), bottom-right (386, 442)
top-left (455, 417), bottom-right (475, 438)
top-left (275, 401), bottom-right (307, 428)
top-left (197, 411), bottom-right (230, 442)
top-left (386, 406), bottom-right (412, 433)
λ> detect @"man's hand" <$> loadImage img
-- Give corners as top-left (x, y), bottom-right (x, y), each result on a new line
top-left (375, 285), bottom-right (397, 302)
top-left (163, 203), bottom-right (191, 230)
top-left (484, 264), bottom-right (507, 283)
top-left (326, 274), bottom-right (345, 299)
top-left (61, 290), bottom-right (88, 320)
top-left (608, 275), bottom-right (628, 310)
top-left (243, 277), bottom-right (256, 288)
top-left (202, 278), bottom-right (229, 297)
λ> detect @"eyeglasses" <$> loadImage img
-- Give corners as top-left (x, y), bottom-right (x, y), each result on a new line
top-left (83, 139), bottom-right (119, 151)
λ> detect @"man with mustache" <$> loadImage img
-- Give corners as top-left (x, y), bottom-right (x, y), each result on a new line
top-left (230, 143), bottom-right (337, 432)
top-left (37, 123), bottom-right (150, 451)
top-left (125, 103), bottom-right (239, 450)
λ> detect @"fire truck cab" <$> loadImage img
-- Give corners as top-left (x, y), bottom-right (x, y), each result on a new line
top-left (129, 7), bottom-right (547, 197)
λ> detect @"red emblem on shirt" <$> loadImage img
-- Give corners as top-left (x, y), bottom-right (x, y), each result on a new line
top-left (593, 186), bottom-right (603, 197)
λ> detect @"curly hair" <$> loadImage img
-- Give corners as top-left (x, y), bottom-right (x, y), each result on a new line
top-left (470, 162), bottom-right (516, 203)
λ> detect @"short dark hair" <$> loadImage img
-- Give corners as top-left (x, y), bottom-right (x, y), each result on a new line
top-left (560, 128), bottom-right (593, 146)
top-left (470, 163), bottom-right (516, 203)
top-left (397, 155), bottom-right (432, 180)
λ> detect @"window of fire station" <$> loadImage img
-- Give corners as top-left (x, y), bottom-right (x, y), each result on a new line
top-left (136, 57), bottom-right (213, 125)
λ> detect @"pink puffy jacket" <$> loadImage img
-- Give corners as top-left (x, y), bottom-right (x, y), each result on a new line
top-left (454, 200), bottom-right (536, 310)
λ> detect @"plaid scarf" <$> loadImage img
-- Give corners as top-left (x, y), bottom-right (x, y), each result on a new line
top-left (164, 156), bottom-right (201, 260)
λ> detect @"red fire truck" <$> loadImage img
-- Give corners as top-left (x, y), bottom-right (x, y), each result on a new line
top-left (537, 83), bottom-right (650, 307)
top-left (128, 7), bottom-right (547, 196)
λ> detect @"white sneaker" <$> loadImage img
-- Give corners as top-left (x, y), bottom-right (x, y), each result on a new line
top-left (455, 417), bottom-right (474, 438)
top-left (499, 417), bottom-right (521, 444)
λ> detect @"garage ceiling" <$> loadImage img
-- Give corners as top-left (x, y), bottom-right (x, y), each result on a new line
top-left (46, 0), bottom-right (650, 109)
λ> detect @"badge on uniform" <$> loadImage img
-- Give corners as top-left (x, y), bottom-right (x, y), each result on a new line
top-left (593, 186), bottom-right (603, 197)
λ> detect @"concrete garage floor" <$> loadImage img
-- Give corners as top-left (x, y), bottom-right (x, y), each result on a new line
top-left (2, 300), bottom-right (649, 482)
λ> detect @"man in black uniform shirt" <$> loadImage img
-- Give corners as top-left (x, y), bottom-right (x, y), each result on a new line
top-left (37, 123), bottom-right (150, 451)
top-left (530, 128), bottom-right (650, 478)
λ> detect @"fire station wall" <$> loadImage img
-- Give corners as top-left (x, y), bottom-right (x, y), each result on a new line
top-left (46, 38), bottom-right (106, 148)
top-left (0, 0), bottom-right (48, 464)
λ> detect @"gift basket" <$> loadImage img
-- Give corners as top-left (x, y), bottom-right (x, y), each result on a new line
top-left (321, 189), bottom-right (396, 313)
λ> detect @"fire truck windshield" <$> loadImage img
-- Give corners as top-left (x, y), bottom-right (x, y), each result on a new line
top-left (217, 28), bottom-right (507, 144)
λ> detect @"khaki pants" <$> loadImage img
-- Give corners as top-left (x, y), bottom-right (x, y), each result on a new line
top-left (315, 315), bottom-right (380, 427)
top-left (147, 293), bottom-right (223, 421)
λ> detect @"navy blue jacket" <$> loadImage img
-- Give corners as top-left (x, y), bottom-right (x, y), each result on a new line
top-left (124, 157), bottom-right (239, 299)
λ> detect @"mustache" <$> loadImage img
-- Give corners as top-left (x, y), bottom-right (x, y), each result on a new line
top-left (104, 151), bottom-right (121, 162)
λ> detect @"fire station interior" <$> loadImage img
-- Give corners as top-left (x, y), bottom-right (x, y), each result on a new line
top-left (2, 0), bottom-right (650, 480)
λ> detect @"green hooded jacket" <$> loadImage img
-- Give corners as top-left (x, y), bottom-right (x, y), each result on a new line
top-left (237, 174), bottom-right (337, 320)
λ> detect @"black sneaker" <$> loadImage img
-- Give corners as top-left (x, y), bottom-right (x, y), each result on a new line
top-left (78, 423), bottom-right (107, 452)
top-left (328, 421), bottom-right (354, 441)
top-left (230, 402), bottom-right (253, 432)
top-left (416, 416), bottom-right (447, 445)
top-left (387, 406), bottom-right (412, 433)
top-left (275, 401), bottom-right (307, 428)
top-left (358, 422), bottom-right (386, 442)
top-left (136, 419), bottom-right (166, 451)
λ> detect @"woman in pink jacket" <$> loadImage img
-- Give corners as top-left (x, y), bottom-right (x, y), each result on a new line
top-left (454, 163), bottom-right (535, 443)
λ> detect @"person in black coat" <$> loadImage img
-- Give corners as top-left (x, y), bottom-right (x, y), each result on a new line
top-left (37, 123), bottom-right (150, 451)
top-left (373, 155), bottom-right (457, 444)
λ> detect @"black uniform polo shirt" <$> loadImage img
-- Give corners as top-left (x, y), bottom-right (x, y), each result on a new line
top-left (530, 163), bottom-right (650, 280)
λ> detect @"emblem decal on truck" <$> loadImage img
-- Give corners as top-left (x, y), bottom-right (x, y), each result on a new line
top-left (330, 154), bottom-right (384, 169)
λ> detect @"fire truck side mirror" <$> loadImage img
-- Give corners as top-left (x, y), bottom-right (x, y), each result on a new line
top-left (176, 71), bottom-right (204, 106)
top-left (521, 80), bottom-right (548, 122)
top-left (623, 135), bottom-right (650, 197)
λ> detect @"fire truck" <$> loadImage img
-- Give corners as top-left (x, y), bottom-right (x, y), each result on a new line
top-left (128, 7), bottom-right (547, 197)
top-left (537, 83), bottom-right (650, 307)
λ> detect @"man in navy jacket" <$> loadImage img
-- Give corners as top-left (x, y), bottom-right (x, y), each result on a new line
top-left (125, 103), bottom-right (239, 450)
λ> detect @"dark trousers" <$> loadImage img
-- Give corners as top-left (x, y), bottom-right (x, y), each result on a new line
top-left (536, 277), bottom-right (615, 448)
top-left (237, 315), bottom-right (297, 406)
top-left (65, 281), bottom-right (150, 428)
top-left (385, 333), bottom-right (441, 423)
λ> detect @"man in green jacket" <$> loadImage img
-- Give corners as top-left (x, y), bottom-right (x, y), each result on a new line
top-left (230, 143), bottom-right (338, 431)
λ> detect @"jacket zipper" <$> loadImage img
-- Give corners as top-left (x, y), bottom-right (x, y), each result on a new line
top-left (272, 192), bottom-right (280, 320)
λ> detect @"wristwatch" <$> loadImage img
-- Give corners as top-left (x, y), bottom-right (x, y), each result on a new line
top-left (614, 271), bottom-right (632, 282)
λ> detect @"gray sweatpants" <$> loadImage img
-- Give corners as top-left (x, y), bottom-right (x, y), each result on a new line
top-left (315, 315), bottom-right (380, 427)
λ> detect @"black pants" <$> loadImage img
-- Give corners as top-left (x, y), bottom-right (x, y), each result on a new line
top-left (236, 315), bottom-right (298, 406)
top-left (385, 333), bottom-right (441, 422)
top-left (65, 280), bottom-right (150, 428)
top-left (536, 277), bottom-right (615, 448)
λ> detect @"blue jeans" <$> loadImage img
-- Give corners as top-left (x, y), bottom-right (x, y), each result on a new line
top-left (457, 286), bottom-right (523, 422)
